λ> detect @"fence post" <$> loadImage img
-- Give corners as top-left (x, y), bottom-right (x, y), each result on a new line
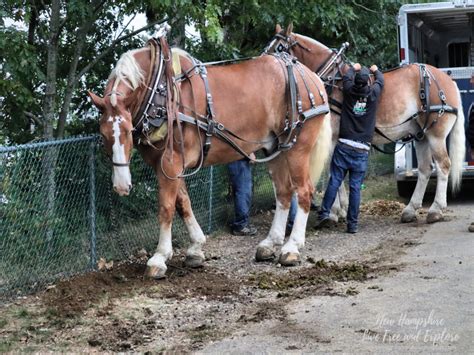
top-left (89, 140), bottom-right (97, 270)
top-left (207, 166), bottom-right (214, 234)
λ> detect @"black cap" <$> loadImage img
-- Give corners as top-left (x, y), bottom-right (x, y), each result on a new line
top-left (354, 67), bottom-right (370, 86)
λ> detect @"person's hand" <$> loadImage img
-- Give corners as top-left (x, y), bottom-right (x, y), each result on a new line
top-left (353, 63), bottom-right (361, 71)
top-left (370, 64), bottom-right (378, 73)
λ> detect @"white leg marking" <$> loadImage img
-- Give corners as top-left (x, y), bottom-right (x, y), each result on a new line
top-left (338, 183), bottom-right (348, 218)
top-left (407, 140), bottom-right (432, 210)
top-left (147, 224), bottom-right (173, 271)
top-left (402, 140), bottom-right (431, 222)
top-left (184, 214), bottom-right (206, 258)
top-left (258, 200), bottom-right (289, 248)
top-left (431, 159), bottom-right (448, 213)
top-left (281, 205), bottom-right (309, 255)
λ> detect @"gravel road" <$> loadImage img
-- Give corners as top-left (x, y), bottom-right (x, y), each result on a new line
top-left (1, 198), bottom-right (472, 353)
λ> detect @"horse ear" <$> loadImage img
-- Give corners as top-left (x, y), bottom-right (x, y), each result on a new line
top-left (275, 24), bottom-right (282, 33)
top-left (88, 91), bottom-right (105, 112)
top-left (285, 22), bottom-right (293, 36)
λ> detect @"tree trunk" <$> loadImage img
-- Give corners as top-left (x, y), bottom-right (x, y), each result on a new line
top-left (41, 0), bottom-right (61, 244)
top-left (42, 0), bottom-right (60, 139)
top-left (170, 14), bottom-right (186, 48)
top-left (56, 21), bottom-right (93, 138)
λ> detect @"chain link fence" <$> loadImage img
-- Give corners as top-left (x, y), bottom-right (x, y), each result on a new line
top-left (0, 135), bottom-right (392, 300)
top-left (0, 135), bottom-right (275, 300)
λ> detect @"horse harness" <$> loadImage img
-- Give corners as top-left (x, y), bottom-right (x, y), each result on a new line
top-left (267, 34), bottom-right (459, 153)
top-left (132, 36), bottom-right (329, 177)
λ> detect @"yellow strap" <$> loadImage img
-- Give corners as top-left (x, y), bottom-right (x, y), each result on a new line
top-left (149, 122), bottom-right (168, 143)
top-left (172, 51), bottom-right (182, 76)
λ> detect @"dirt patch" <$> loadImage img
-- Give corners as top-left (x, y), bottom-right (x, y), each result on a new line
top-left (42, 260), bottom-right (239, 318)
top-left (248, 260), bottom-right (370, 296)
top-left (360, 199), bottom-right (406, 217)
top-left (42, 263), bottom-right (149, 316)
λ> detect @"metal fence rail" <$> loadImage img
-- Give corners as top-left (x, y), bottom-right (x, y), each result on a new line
top-left (0, 135), bottom-right (274, 299)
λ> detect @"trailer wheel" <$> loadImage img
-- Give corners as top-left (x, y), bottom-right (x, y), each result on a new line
top-left (397, 181), bottom-right (416, 198)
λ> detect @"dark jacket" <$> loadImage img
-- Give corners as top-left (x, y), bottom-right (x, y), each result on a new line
top-left (339, 67), bottom-right (384, 143)
top-left (468, 104), bottom-right (474, 149)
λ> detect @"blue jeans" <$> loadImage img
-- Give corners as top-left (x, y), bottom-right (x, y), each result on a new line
top-left (287, 194), bottom-right (298, 229)
top-left (319, 143), bottom-right (369, 230)
top-left (228, 159), bottom-right (252, 229)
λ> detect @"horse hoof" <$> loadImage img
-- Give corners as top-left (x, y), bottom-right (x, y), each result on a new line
top-left (279, 252), bottom-right (301, 266)
top-left (427, 212), bottom-right (443, 224)
top-left (185, 255), bottom-right (205, 268)
top-left (401, 211), bottom-right (416, 223)
top-left (255, 246), bottom-right (275, 262)
top-left (144, 265), bottom-right (166, 280)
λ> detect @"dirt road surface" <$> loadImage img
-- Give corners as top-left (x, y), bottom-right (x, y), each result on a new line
top-left (201, 201), bottom-right (474, 353)
top-left (1, 198), bottom-right (473, 353)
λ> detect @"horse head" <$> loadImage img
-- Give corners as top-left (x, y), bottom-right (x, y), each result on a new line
top-left (265, 24), bottom-right (334, 73)
top-left (89, 49), bottom-right (149, 196)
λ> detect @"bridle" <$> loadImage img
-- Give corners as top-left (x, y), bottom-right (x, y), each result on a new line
top-left (99, 91), bottom-right (133, 168)
top-left (263, 32), bottom-right (313, 55)
top-left (265, 32), bottom-right (350, 83)
top-left (315, 42), bottom-right (350, 81)
top-left (98, 133), bottom-right (133, 167)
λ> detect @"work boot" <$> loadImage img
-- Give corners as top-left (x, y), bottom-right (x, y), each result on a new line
top-left (314, 216), bottom-right (330, 229)
top-left (232, 224), bottom-right (257, 236)
top-left (346, 227), bottom-right (358, 234)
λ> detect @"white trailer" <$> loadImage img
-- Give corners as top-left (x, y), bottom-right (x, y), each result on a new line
top-left (395, 0), bottom-right (474, 196)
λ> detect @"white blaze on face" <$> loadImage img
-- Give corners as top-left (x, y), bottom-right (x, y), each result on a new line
top-left (110, 115), bottom-right (131, 194)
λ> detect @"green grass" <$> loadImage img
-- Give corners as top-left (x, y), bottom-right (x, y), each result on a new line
top-left (0, 318), bottom-right (7, 329)
top-left (16, 308), bottom-right (30, 319)
top-left (361, 175), bottom-right (402, 202)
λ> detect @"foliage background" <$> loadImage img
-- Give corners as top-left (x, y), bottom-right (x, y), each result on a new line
top-left (0, 0), bottom-right (438, 145)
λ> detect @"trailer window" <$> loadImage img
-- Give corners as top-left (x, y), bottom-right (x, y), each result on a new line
top-left (448, 42), bottom-right (469, 67)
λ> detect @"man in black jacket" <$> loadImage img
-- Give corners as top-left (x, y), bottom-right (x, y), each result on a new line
top-left (316, 63), bottom-right (384, 233)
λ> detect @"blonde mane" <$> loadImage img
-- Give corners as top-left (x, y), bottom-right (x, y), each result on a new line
top-left (108, 48), bottom-right (146, 106)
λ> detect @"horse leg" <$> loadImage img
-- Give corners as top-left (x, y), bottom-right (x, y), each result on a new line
top-left (255, 159), bottom-right (293, 262)
top-left (338, 183), bottom-right (349, 219)
top-left (279, 176), bottom-right (314, 266)
top-left (279, 163), bottom-right (314, 266)
top-left (145, 172), bottom-right (181, 279)
top-left (329, 187), bottom-right (341, 223)
top-left (175, 179), bottom-right (207, 267)
top-left (426, 138), bottom-right (451, 223)
top-left (330, 184), bottom-right (348, 222)
top-left (401, 139), bottom-right (432, 223)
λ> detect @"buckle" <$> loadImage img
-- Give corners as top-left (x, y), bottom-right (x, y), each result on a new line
top-left (419, 89), bottom-right (426, 100)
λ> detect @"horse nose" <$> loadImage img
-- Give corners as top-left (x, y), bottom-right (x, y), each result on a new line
top-left (113, 183), bottom-right (132, 196)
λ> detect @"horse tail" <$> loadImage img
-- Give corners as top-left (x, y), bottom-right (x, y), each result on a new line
top-left (449, 82), bottom-right (466, 194)
top-left (309, 112), bottom-right (332, 185)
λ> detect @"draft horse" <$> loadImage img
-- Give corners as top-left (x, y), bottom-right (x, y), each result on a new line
top-left (266, 24), bottom-right (466, 224)
top-left (89, 30), bottom-right (333, 278)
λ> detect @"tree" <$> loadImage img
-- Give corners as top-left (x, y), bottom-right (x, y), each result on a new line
top-left (0, 0), bottom-right (161, 144)
top-left (1, 0), bottom-right (424, 144)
